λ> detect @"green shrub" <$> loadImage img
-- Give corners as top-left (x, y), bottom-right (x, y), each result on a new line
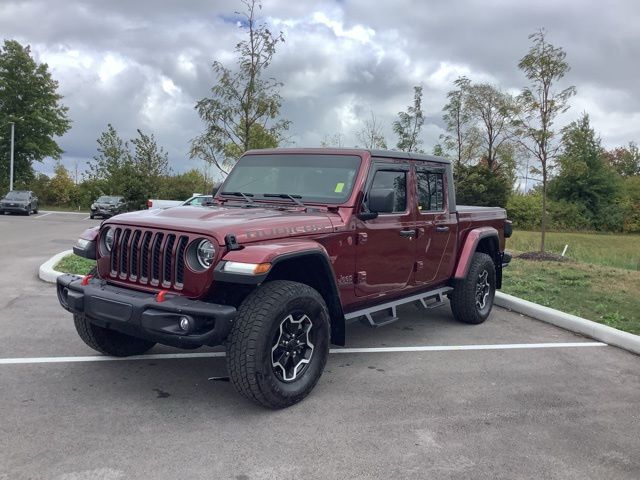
top-left (506, 193), bottom-right (541, 230)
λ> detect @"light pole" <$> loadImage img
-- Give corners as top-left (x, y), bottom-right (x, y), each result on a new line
top-left (9, 121), bottom-right (15, 191)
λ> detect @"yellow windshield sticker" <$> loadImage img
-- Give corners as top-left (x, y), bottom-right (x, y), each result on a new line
top-left (335, 182), bottom-right (345, 193)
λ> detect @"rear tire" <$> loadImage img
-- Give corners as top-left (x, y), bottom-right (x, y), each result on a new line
top-left (226, 280), bottom-right (330, 409)
top-left (73, 314), bottom-right (155, 357)
top-left (450, 252), bottom-right (496, 324)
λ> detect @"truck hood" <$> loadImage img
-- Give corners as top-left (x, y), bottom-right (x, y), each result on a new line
top-left (105, 205), bottom-right (338, 245)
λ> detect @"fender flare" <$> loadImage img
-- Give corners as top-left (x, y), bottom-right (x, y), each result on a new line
top-left (453, 227), bottom-right (499, 279)
top-left (214, 241), bottom-right (346, 346)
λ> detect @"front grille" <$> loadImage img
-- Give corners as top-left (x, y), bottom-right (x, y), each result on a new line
top-left (106, 227), bottom-right (193, 291)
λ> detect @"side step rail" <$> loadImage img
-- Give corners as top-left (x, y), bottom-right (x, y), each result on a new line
top-left (345, 287), bottom-right (452, 328)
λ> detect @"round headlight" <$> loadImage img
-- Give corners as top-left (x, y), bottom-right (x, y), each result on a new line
top-left (196, 239), bottom-right (215, 268)
top-left (104, 228), bottom-right (114, 252)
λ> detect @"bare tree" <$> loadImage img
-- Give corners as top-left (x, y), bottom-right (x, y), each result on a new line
top-left (320, 133), bottom-right (345, 148)
top-left (517, 29), bottom-right (576, 252)
top-left (356, 111), bottom-right (387, 149)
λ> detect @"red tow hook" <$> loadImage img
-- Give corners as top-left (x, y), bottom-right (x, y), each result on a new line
top-left (81, 274), bottom-right (93, 286)
top-left (156, 289), bottom-right (169, 303)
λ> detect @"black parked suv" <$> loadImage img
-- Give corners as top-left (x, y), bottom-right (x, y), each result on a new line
top-left (90, 195), bottom-right (127, 219)
top-left (0, 190), bottom-right (38, 215)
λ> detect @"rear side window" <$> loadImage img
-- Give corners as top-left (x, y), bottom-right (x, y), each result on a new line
top-left (417, 170), bottom-right (445, 211)
top-left (369, 170), bottom-right (407, 213)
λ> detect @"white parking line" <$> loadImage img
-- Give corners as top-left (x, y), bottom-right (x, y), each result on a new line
top-left (38, 210), bottom-right (89, 215)
top-left (34, 212), bottom-right (53, 219)
top-left (0, 342), bottom-right (607, 365)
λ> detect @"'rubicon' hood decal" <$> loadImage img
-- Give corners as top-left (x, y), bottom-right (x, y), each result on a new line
top-left (105, 205), bottom-right (338, 244)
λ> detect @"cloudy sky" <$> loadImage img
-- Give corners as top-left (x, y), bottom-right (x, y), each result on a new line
top-left (2, 0), bottom-right (639, 180)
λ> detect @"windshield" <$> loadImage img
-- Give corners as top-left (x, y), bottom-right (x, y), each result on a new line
top-left (221, 154), bottom-right (361, 204)
top-left (96, 196), bottom-right (119, 203)
top-left (5, 191), bottom-right (29, 200)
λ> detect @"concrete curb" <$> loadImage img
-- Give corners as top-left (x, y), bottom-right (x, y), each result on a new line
top-left (38, 250), bottom-right (73, 283)
top-left (495, 291), bottom-right (640, 356)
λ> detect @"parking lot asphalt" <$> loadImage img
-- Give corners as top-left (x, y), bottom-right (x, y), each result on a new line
top-left (0, 212), bottom-right (639, 480)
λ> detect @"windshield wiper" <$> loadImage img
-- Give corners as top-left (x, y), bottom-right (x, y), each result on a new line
top-left (263, 193), bottom-right (305, 206)
top-left (220, 191), bottom-right (254, 203)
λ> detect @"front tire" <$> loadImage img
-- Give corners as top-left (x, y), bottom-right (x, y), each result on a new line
top-left (450, 252), bottom-right (496, 324)
top-left (226, 280), bottom-right (330, 409)
top-left (73, 314), bottom-right (156, 356)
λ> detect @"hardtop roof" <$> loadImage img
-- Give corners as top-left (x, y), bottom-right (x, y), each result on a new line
top-left (243, 147), bottom-right (451, 165)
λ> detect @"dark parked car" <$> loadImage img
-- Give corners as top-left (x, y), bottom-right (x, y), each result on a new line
top-left (90, 196), bottom-right (127, 219)
top-left (0, 190), bottom-right (38, 215)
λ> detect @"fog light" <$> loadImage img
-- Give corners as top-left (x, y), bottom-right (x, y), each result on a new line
top-left (179, 316), bottom-right (193, 332)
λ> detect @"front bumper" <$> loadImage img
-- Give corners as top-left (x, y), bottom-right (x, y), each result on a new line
top-left (91, 208), bottom-right (116, 217)
top-left (1, 204), bottom-right (29, 213)
top-left (57, 274), bottom-right (236, 348)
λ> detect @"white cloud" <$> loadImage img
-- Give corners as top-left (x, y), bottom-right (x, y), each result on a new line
top-left (1, 0), bottom-right (638, 176)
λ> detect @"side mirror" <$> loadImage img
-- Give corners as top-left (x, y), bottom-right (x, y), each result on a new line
top-left (368, 188), bottom-right (395, 214)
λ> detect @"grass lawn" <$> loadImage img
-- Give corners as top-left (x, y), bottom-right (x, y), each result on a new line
top-left (54, 254), bottom-right (96, 276)
top-left (502, 258), bottom-right (640, 335)
top-left (505, 231), bottom-right (639, 334)
top-left (507, 230), bottom-right (640, 271)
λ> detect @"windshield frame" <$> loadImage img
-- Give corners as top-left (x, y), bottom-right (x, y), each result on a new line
top-left (218, 153), bottom-right (363, 206)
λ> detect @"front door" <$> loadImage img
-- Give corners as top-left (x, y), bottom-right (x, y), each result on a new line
top-left (355, 165), bottom-right (416, 297)
top-left (414, 166), bottom-right (457, 286)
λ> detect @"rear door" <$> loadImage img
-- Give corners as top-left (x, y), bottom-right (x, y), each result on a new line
top-left (413, 165), bottom-right (457, 286)
top-left (355, 163), bottom-right (416, 297)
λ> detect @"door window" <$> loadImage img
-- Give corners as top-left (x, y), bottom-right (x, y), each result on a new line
top-left (417, 171), bottom-right (445, 212)
top-left (368, 170), bottom-right (407, 213)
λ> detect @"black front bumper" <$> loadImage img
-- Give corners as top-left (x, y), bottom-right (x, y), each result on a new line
top-left (57, 274), bottom-right (236, 348)
top-left (1, 204), bottom-right (29, 213)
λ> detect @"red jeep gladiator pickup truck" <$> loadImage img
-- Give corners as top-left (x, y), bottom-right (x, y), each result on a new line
top-left (57, 148), bottom-right (512, 408)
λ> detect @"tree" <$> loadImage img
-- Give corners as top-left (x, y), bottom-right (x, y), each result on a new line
top-left (516, 29), bottom-right (576, 251)
top-left (320, 133), bottom-right (345, 148)
top-left (393, 86), bottom-right (424, 152)
top-left (130, 128), bottom-right (170, 197)
top-left (549, 113), bottom-right (620, 230)
top-left (0, 40), bottom-right (71, 189)
top-left (190, 0), bottom-right (290, 175)
top-left (49, 162), bottom-right (77, 206)
top-left (603, 142), bottom-right (640, 177)
top-left (160, 169), bottom-right (214, 200)
top-left (455, 164), bottom-right (511, 208)
top-left (356, 111), bottom-right (387, 149)
top-left (465, 83), bottom-right (517, 171)
top-left (87, 124), bottom-right (130, 185)
top-left (440, 76), bottom-right (481, 174)
top-left (87, 125), bottom-right (171, 209)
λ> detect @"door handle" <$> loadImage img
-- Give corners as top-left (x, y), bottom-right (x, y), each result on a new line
top-left (399, 229), bottom-right (417, 238)
top-left (435, 226), bottom-right (449, 233)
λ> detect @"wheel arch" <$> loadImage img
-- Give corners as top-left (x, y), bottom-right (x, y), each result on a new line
top-left (454, 227), bottom-right (502, 287)
top-left (214, 245), bottom-right (346, 346)
top-left (264, 252), bottom-right (346, 346)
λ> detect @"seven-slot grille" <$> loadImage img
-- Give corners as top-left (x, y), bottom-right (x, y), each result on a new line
top-left (108, 227), bottom-right (190, 290)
